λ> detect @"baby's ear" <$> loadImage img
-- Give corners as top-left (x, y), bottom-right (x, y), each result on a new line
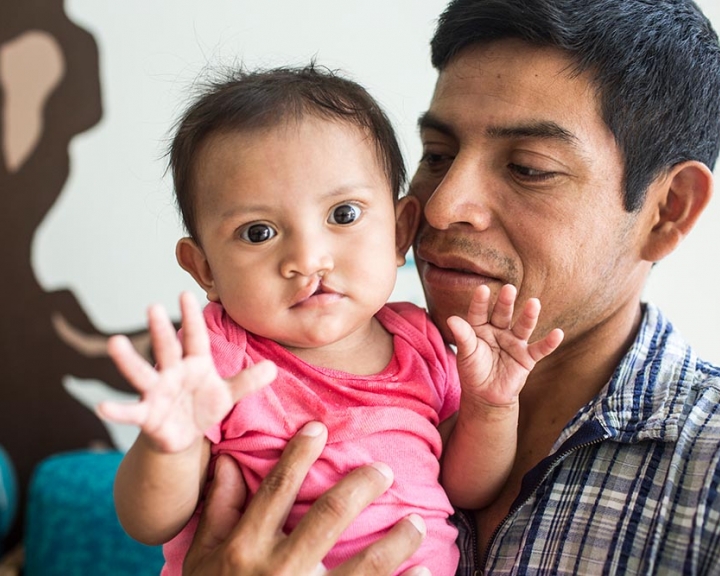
top-left (176, 238), bottom-right (220, 302)
top-left (395, 195), bottom-right (421, 266)
top-left (640, 161), bottom-right (713, 263)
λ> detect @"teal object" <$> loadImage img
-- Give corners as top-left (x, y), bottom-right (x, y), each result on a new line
top-left (24, 450), bottom-right (164, 576)
top-left (0, 444), bottom-right (18, 550)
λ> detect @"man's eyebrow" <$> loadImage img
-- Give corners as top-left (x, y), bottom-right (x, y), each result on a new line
top-left (417, 112), bottom-right (456, 139)
top-left (418, 112), bottom-right (578, 147)
top-left (486, 121), bottom-right (578, 145)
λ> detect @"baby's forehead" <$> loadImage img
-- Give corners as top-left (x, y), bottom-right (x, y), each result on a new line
top-left (195, 115), bottom-right (389, 176)
top-left (191, 116), bottom-right (393, 198)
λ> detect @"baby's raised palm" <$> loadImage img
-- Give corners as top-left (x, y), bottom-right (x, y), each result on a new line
top-left (447, 284), bottom-right (563, 408)
top-left (97, 292), bottom-right (276, 453)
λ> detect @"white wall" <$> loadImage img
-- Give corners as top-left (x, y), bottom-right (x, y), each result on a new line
top-left (36, 0), bottom-right (720, 367)
top-left (632, 0), bottom-right (720, 365)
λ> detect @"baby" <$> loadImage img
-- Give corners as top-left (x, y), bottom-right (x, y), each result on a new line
top-left (98, 64), bottom-right (562, 575)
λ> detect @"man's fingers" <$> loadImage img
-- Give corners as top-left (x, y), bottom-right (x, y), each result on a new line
top-left (226, 360), bottom-right (278, 403)
top-left (197, 455), bottom-right (247, 547)
top-left (235, 422), bottom-right (328, 538)
top-left (282, 461), bottom-right (395, 571)
top-left (330, 514), bottom-right (427, 576)
top-left (184, 455), bottom-right (248, 573)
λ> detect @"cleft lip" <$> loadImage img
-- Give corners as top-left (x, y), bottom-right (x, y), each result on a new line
top-left (291, 277), bottom-right (339, 307)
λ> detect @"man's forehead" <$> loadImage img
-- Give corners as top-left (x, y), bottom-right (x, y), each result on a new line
top-left (421, 41), bottom-right (604, 146)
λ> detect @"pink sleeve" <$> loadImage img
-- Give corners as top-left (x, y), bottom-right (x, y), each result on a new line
top-left (429, 325), bottom-right (461, 422)
top-left (386, 302), bottom-right (461, 422)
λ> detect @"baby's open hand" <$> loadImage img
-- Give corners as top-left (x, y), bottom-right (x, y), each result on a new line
top-left (97, 292), bottom-right (276, 453)
top-left (447, 284), bottom-right (563, 408)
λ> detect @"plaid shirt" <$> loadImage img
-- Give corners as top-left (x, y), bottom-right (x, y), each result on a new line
top-left (454, 303), bottom-right (720, 575)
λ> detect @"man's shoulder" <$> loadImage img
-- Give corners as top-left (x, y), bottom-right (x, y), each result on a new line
top-left (599, 303), bottom-right (720, 444)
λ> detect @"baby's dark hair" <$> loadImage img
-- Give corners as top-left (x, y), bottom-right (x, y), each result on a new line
top-left (169, 63), bottom-right (406, 241)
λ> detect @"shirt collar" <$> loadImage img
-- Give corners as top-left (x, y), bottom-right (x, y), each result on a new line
top-left (554, 303), bottom-right (696, 451)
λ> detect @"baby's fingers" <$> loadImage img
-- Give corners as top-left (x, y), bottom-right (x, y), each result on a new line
top-left (107, 335), bottom-right (158, 394)
top-left (148, 303), bottom-right (183, 369)
top-left (527, 328), bottom-right (564, 362)
top-left (466, 285), bottom-right (491, 328)
top-left (489, 284), bottom-right (517, 329)
top-left (226, 360), bottom-right (278, 403)
top-left (511, 298), bottom-right (541, 342)
top-left (179, 292), bottom-right (212, 358)
top-left (96, 398), bottom-right (149, 427)
top-left (447, 316), bottom-right (478, 361)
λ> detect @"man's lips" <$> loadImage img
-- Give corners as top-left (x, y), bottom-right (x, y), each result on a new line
top-left (414, 246), bottom-right (500, 281)
top-left (418, 259), bottom-right (496, 292)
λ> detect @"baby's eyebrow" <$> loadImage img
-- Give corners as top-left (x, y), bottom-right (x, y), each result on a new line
top-left (324, 183), bottom-right (376, 198)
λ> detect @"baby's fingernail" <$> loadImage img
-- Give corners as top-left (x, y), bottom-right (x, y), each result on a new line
top-left (300, 421), bottom-right (325, 437)
top-left (407, 513), bottom-right (427, 536)
top-left (371, 462), bottom-right (394, 481)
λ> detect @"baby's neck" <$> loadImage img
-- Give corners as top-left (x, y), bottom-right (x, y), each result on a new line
top-left (286, 317), bottom-right (394, 375)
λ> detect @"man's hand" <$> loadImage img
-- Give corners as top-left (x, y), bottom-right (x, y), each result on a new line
top-left (184, 422), bottom-right (430, 576)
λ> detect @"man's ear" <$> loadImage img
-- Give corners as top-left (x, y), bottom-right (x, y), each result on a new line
top-left (176, 238), bottom-right (220, 302)
top-left (641, 161), bottom-right (713, 263)
top-left (395, 195), bottom-right (421, 266)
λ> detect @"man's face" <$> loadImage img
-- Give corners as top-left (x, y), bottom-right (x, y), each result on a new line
top-left (410, 39), bottom-right (652, 345)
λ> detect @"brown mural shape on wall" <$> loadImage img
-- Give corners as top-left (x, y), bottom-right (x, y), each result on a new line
top-left (1, 0), bottom-right (150, 548)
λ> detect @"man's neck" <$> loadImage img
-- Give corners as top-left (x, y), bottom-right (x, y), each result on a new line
top-left (473, 300), bottom-right (644, 559)
top-left (519, 300), bottom-right (643, 450)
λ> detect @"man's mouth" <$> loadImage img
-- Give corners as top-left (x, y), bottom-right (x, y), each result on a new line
top-left (415, 249), bottom-right (498, 281)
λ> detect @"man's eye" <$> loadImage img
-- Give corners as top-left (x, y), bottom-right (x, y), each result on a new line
top-left (328, 204), bottom-right (361, 225)
top-left (240, 223), bottom-right (276, 243)
top-left (421, 152), bottom-right (449, 165)
top-left (419, 151), bottom-right (454, 175)
top-left (508, 163), bottom-right (556, 181)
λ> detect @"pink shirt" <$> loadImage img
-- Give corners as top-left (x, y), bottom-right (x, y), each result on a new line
top-left (163, 302), bottom-right (461, 576)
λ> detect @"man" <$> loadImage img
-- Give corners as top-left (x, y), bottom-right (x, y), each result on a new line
top-left (182, 0), bottom-right (720, 573)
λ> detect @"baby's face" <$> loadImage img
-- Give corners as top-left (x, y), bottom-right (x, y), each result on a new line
top-left (181, 116), bottom-right (408, 351)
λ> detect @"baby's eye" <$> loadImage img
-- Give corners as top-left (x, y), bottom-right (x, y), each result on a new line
top-left (328, 203), bottom-right (361, 225)
top-left (240, 223), bottom-right (276, 243)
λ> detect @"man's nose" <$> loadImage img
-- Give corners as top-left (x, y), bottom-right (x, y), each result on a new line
top-left (423, 157), bottom-right (493, 231)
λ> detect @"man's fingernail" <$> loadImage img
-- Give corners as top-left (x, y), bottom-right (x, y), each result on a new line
top-left (371, 462), bottom-right (394, 481)
top-left (300, 421), bottom-right (325, 437)
top-left (407, 513), bottom-right (427, 536)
